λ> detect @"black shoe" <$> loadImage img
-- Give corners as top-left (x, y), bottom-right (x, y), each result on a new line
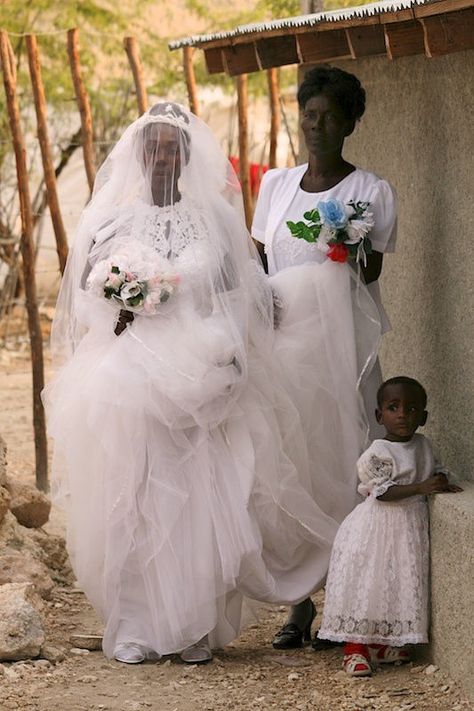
top-left (311, 631), bottom-right (342, 651)
top-left (272, 600), bottom-right (316, 649)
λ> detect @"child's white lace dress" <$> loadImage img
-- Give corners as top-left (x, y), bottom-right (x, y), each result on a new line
top-left (318, 433), bottom-right (437, 646)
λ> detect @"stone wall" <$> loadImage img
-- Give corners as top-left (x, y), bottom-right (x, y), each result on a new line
top-left (429, 483), bottom-right (474, 699)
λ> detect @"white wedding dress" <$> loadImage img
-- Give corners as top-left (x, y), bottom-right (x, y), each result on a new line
top-left (45, 193), bottom-right (339, 658)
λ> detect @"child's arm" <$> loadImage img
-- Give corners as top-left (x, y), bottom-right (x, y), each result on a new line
top-left (377, 472), bottom-right (463, 501)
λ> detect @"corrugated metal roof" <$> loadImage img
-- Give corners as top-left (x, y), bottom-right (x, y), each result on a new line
top-left (169, 0), bottom-right (438, 49)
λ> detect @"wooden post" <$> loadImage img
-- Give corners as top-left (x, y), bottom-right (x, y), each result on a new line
top-left (26, 34), bottom-right (68, 274)
top-left (267, 68), bottom-right (280, 169)
top-left (123, 36), bottom-right (148, 116)
top-left (236, 73), bottom-right (252, 230)
top-left (183, 46), bottom-right (200, 116)
top-left (0, 31), bottom-right (48, 492)
top-left (67, 28), bottom-right (96, 192)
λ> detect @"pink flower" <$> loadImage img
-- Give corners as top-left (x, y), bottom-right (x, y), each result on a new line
top-left (106, 273), bottom-right (123, 290)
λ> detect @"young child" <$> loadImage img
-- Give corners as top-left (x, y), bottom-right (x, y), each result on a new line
top-left (317, 376), bottom-right (462, 676)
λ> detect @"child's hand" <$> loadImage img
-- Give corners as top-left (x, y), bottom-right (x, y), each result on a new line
top-left (419, 473), bottom-right (463, 495)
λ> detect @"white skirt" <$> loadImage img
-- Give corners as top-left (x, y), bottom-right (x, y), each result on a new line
top-left (318, 495), bottom-right (429, 646)
top-left (45, 296), bottom-right (338, 658)
top-left (45, 259), bottom-right (382, 658)
top-left (270, 260), bottom-right (382, 525)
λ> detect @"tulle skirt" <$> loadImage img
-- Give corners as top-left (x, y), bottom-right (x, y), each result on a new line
top-left (45, 259), bottom-right (381, 657)
top-left (45, 292), bottom-right (338, 657)
top-left (318, 496), bottom-right (429, 646)
top-left (270, 259), bottom-right (382, 524)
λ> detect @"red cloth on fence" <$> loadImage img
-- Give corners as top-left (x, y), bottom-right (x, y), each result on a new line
top-left (228, 156), bottom-right (268, 197)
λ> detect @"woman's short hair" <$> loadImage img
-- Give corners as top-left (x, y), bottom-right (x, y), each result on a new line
top-left (297, 66), bottom-right (366, 123)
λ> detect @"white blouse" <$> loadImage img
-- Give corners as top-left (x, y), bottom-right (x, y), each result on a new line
top-left (356, 434), bottom-right (441, 499)
top-left (251, 165), bottom-right (397, 332)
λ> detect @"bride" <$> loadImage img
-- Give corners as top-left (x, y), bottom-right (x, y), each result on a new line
top-left (44, 102), bottom-right (350, 664)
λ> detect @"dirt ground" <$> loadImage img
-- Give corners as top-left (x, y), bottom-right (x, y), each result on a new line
top-left (0, 348), bottom-right (473, 711)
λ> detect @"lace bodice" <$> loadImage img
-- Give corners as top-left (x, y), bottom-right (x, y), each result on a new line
top-left (272, 230), bottom-right (326, 269)
top-left (133, 199), bottom-right (207, 260)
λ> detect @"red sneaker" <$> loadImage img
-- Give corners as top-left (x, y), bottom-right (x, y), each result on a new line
top-left (343, 643), bottom-right (372, 677)
top-left (368, 644), bottom-right (411, 664)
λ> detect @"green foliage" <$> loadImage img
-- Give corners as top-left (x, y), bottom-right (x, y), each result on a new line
top-left (255, 0), bottom-right (300, 18)
top-left (287, 220), bottom-right (320, 242)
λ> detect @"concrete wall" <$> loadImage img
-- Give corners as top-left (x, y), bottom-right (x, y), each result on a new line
top-left (300, 50), bottom-right (474, 700)
top-left (301, 50), bottom-right (474, 481)
top-left (429, 482), bottom-right (474, 699)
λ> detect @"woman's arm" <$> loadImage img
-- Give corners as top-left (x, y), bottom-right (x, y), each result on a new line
top-left (253, 238), bottom-right (268, 274)
top-left (361, 250), bottom-right (383, 284)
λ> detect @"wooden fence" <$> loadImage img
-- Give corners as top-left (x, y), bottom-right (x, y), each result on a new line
top-left (0, 28), bottom-right (281, 491)
top-left (0, 28), bottom-right (150, 491)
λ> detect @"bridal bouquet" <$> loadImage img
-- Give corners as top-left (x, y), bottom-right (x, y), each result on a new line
top-left (287, 198), bottom-right (374, 264)
top-left (86, 241), bottom-right (180, 315)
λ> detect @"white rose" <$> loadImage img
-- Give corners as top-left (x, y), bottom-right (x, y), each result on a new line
top-left (86, 260), bottom-right (111, 294)
top-left (346, 217), bottom-right (374, 243)
top-left (316, 224), bottom-right (334, 254)
top-left (120, 280), bottom-right (142, 301)
top-left (106, 273), bottom-right (124, 290)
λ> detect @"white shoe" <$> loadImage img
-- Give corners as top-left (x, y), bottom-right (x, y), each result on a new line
top-left (114, 642), bottom-right (145, 664)
top-left (180, 635), bottom-right (212, 664)
top-left (114, 642), bottom-right (161, 664)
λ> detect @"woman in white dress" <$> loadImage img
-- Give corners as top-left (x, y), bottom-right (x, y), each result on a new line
top-left (44, 103), bottom-right (341, 665)
top-left (317, 376), bottom-right (462, 676)
top-left (252, 65), bottom-right (397, 648)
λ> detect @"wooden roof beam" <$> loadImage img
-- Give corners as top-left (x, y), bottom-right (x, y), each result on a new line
top-left (420, 8), bottom-right (474, 57)
top-left (256, 35), bottom-right (300, 69)
top-left (204, 47), bottom-right (225, 74)
top-left (413, 0), bottom-right (474, 18)
top-left (297, 29), bottom-right (352, 63)
top-left (384, 19), bottom-right (425, 59)
top-left (345, 24), bottom-right (387, 59)
top-left (223, 42), bottom-right (260, 75)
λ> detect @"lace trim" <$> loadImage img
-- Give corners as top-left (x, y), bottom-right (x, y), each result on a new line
top-left (319, 616), bottom-right (427, 644)
top-left (367, 454), bottom-right (393, 478)
top-left (318, 631), bottom-right (428, 646)
top-left (358, 455), bottom-right (394, 497)
top-left (270, 231), bottom-right (325, 266)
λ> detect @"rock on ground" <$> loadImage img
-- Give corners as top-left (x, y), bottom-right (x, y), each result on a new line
top-left (5, 476), bottom-right (51, 528)
top-left (0, 485), bottom-right (11, 523)
top-left (0, 582), bottom-right (45, 661)
top-left (0, 433), bottom-right (6, 486)
top-left (0, 511), bottom-right (72, 596)
top-left (0, 550), bottom-right (54, 599)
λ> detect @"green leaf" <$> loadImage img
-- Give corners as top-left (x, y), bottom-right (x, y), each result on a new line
top-left (303, 209), bottom-right (320, 224)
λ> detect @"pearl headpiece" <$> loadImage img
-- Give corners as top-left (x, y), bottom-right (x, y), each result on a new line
top-left (136, 103), bottom-right (190, 132)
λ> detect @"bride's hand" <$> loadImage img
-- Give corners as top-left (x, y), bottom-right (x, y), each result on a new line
top-left (114, 309), bottom-right (134, 336)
